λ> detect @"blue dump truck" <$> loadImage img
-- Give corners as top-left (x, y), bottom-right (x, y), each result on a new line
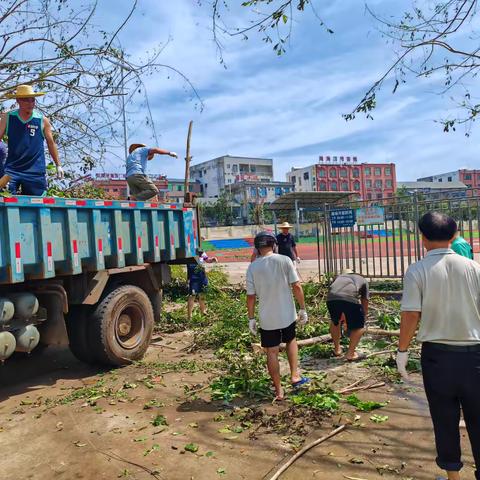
top-left (0, 195), bottom-right (199, 366)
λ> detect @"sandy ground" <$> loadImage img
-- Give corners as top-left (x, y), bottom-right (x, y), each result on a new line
top-left (0, 330), bottom-right (476, 480)
top-left (0, 263), bottom-right (476, 479)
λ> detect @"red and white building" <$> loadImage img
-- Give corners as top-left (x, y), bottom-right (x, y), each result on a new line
top-left (287, 156), bottom-right (397, 200)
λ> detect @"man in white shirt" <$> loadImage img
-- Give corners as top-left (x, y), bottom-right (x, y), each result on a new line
top-left (246, 231), bottom-right (308, 401)
top-left (397, 211), bottom-right (480, 480)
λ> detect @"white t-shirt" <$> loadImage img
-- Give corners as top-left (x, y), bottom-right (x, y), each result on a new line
top-left (246, 253), bottom-right (299, 330)
top-left (401, 248), bottom-right (480, 345)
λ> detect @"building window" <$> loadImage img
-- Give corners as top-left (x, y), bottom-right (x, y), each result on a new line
top-left (232, 165), bottom-right (238, 173)
top-left (303, 172), bottom-right (309, 180)
top-left (226, 164), bottom-right (230, 169)
top-left (354, 181), bottom-right (360, 191)
top-left (366, 179), bottom-right (372, 188)
top-left (385, 167), bottom-right (391, 176)
top-left (352, 168), bottom-right (359, 178)
top-left (250, 187), bottom-right (256, 197)
top-left (330, 169), bottom-right (337, 177)
top-left (364, 167), bottom-right (371, 176)
top-left (367, 193), bottom-right (372, 200)
top-left (250, 165), bottom-right (256, 173)
top-left (447, 177), bottom-right (452, 182)
top-left (375, 180), bottom-right (382, 188)
top-left (177, 185), bottom-right (183, 192)
top-left (275, 187), bottom-right (282, 196)
top-left (341, 182), bottom-right (349, 191)
top-left (198, 171), bottom-right (203, 178)
top-left (340, 169), bottom-right (347, 177)
top-left (438, 178), bottom-right (443, 182)
top-left (374, 167), bottom-right (381, 176)
top-left (291, 176), bottom-right (296, 183)
top-left (318, 169), bottom-right (326, 177)
top-left (319, 182), bottom-right (326, 191)
top-left (259, 187), bottom-right (267, 197)
top-left (386, 180), bottom-right (392, 188)
top-left (377, 193), bottom-right (382, 199)
top-left (331, 181), bottom-right (337, 191)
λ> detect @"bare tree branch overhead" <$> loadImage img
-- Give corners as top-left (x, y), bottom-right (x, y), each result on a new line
top-left (212, 0), bottom-right (479, 133)
top-left (0, 0), bottom-right (202, 172)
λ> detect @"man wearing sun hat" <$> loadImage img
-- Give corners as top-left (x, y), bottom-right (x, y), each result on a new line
top-left (0, 84), bottom-right (63, 195)
top-left (126, 143), bottom-right (178, 201)
top-left (276, 221), bottom-right (300, 263)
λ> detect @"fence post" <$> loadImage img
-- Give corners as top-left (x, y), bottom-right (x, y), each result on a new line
top-left (295, 199), bottom-right (300, 241)
top-left (413, 192), bottom-right (422, 261)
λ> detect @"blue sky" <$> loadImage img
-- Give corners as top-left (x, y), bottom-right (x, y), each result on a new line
top-left (96, 1), bottom-right (479, 182)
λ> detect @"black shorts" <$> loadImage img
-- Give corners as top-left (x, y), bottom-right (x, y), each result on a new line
top-left (326, 300), bottom-right (365, 331)
top-left (260, 321), bottom-right (296, 348)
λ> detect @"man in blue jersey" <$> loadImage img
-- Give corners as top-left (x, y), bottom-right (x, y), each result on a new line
top-left (0, 84), bottom-right (63, 195)
top-left (126, 143), bottom-right (178, 201)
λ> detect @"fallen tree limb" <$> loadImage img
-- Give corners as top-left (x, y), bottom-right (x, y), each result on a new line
top-left (268, 425), bottom-right (346, 480)
top-left (366, 327), bottom-right (400, 337)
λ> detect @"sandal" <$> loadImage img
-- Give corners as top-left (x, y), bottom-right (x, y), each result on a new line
top-left (291, 377), bottom-right (311, 389)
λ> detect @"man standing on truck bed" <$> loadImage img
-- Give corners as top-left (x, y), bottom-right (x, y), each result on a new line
top-left (126, 143), bottom-right (177, 201)
top-left (0, 84), bottom-right (64, 195)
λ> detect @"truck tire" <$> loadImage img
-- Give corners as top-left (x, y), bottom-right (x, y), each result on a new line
top-left (88, 285), bottom-right (154, 366)
top-left (66, 306), bottom-right (96, 364)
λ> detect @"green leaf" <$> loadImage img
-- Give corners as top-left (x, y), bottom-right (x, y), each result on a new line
top-left (184, 443), bottom-right (199, 453)
top-left (217, 468), bottom-right (226, 476)
top-left (151, 415), bottom-right (168, 427)
top-left (346, 394), bottom-right (388, 412)
top-left (370, 414), bottom-right (389, 423)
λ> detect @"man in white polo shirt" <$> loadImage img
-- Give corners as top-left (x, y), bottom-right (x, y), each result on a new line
top-left (246, 231), bottom-right (309, 401)
top-left (397, 211), bottom-right (480, 480)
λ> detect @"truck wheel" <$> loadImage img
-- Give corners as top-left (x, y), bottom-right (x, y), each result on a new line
top-left (66, 306), bottom-right (96, 364)
top-left (88, 285), bottom-right (154, 366)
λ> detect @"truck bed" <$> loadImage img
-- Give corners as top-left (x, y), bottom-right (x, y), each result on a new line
top-left (0, 196), bottom-right (199, 284)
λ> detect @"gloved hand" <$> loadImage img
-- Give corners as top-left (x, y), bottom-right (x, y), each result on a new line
top-left (248, 318), bottom-right (257, 335)
top-left (295, 257), bottom-right (301, 263)
top-left (396, 350), bottom-right (409, 379)
top-left (56, 165), bottom-right (65, 179)
top-left (169, 151), bottom-right (178, 158)
top-left (297, 309), bottom-right (308, 325)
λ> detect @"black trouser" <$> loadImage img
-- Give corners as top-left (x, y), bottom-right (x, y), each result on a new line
top-left (421, 342), bottom-right (480, 478)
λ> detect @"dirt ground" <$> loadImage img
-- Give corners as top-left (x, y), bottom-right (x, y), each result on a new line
top-left (0, 331), bottom-right (476, 480)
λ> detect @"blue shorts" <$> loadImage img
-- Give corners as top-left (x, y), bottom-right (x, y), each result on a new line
top-left (8, 175), bottom-right (47, 196)
top-left (189, 281), bottom-right (206, 295)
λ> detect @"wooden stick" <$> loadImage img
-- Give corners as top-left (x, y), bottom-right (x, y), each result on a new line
top-left (184, 120), bottom-right (193, 204)
top-left (339, 382), bottom-right (385, 395)
top-left (336, 375), bottom-right (373, 393)
top-left (268, 425), bottom-right (346, 480)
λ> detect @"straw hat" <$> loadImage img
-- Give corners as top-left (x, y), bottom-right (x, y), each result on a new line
top-left (128, 143), bottom-right (147, 154)
top-left (279, 221), bottom-right (292, 229)
top-left (341, 268), bottom-right (354, 275)
top-left (4, 84), bottom-right (46, 99)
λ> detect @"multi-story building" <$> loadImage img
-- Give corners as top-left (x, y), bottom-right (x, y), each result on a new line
top-left (165, 178), bottom-right (202, 204)
top-left (287, 156), bottom-right (396, 200)
top-left (190, 155), bottom-right (274, 198)
top-left (230, 180), bottom-right (294, 221)
top-left (90, 173), bottom-right (168, 199)
top-left (397, 181), bottom-right (468, 200)
top-left (418, 169), bottom-right (480, 196)
top-left (286, 165), bottom-right (316, 192)
top-left (88, 174), bottom-right (200, 203)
